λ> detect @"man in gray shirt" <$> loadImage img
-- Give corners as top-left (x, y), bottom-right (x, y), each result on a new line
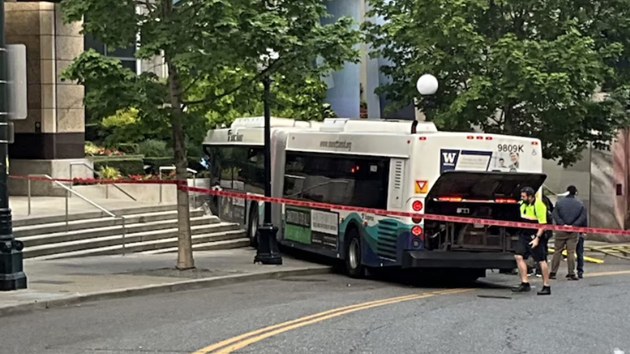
top-left (550, 185), bottom-right (587, 280)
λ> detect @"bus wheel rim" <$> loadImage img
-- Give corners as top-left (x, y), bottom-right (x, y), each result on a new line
top-left (349, 238), bottom-right (360, 270)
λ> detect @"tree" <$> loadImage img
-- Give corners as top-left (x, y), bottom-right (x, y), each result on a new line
top-left (364, 0), bottom-right (630, 166)
top-left (61, 0), bottom-right (360, 269)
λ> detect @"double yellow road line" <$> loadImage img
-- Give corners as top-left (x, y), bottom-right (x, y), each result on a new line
top-left (191, 269), bottom-right (630, 354)
top-left (191, 288), bottom-right (472, 354)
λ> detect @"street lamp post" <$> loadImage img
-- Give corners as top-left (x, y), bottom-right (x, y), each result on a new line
top-left (416, 74), bottom-right (439, 121)
top-left (254, 49), bottom-right (282, 265)
top-left (0, 0), bottom-right (27, 291)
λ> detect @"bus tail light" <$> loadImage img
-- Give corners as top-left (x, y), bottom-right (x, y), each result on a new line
top-left (411, 225), bottom-right (423, 237)
top-left (495, 198), bottom-right (517, 204)
top-left (412, 200), bottom-right (423, 211)
top-left (438, 196), bottom-right (463, 202)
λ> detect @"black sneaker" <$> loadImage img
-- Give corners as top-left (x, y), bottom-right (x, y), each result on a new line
top-left (512, 282), bottom-right (532, 293)
top-left (537, 286), bottom-right (551, 295)
top-left (578, 272), bottom-right (584, 279)
top-left (567, 274), bottom-right (579, 281)
top-left (549, 272), bottom-right (557, 280)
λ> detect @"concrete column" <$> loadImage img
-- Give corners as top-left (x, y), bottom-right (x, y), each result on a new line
top-left (363, 0), bottom-right (381, 119)
top-left (5, 2), bottom-right (92, 196)
top-left (323, 0), bottom-right (361, 119)
top-left (6, 2), bottom-right (85, 159)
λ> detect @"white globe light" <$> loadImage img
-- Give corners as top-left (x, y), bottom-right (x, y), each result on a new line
top-left (258, 48), bottom-right (279, 71)
top-left (416, 74), bottom-right (439, 95)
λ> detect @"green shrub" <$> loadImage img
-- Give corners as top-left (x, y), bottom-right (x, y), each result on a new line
top-left (117, 143), bottom-right (139, 154)
top-left (99, 166), bottom-right (122, 179)
top-left (93, 158), bottom-right (145, 176)
top-left (137, 139), bottom-right (172, 157)
top-left (85, 123), bottom-right (100, 142)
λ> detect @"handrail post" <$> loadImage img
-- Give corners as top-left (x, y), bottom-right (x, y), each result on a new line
top-left (192, 172), bottom-right (197, 208)
top-left (65, 188), bottom-right (69, 233)
top-left (69, 164), bottom-right (73, 198)
top-left (121, 216), bottom-right (126, 256)
top-left (27, 177), bottom-right (31, 215)
top-left (159, 167), bottom-right (163, 204)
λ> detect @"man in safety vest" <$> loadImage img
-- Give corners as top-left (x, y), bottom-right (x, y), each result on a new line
top-left (513, 187), bottom-right (552, 295)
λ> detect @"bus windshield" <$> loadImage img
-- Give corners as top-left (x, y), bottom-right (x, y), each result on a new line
top-left (206, 145), bottom-right (265, 195)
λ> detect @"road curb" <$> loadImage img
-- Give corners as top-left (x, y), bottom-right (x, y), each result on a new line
top-left (0, 266), bottom-right (332, 318)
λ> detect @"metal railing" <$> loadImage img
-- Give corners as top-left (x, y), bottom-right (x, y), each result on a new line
top-left (69, 162), bottom-right (137, 201)
top-left (158, 166), bottom-right (197, 205)
top-left (27, 174), bottom-right (128, 255)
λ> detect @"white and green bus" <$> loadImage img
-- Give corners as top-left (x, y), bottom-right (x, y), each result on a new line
top-left (203, 117), bottom-right (546, 279)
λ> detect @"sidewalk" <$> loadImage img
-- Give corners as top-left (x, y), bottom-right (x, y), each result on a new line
top-left (0, 249), bottom-right (330, 316)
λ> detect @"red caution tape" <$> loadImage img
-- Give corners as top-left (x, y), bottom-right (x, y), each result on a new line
top-left (182, 186), bottom-right (630, 236)
top-left (10, 174), bottom-right (630, 236)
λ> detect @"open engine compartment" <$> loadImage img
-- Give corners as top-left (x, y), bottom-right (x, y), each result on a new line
top-left (422, 171), bottom-right (547, 252)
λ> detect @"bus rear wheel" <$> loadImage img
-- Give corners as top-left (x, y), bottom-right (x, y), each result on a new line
top-left (247, 206), bottom-right (259, 249)
top-left (345, 229), bottom-right (365, 278)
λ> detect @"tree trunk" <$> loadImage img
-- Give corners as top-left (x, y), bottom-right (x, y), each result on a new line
top-left (163, 0), bottom-right (194, 269)
top-left (171, 109), bottom-right (194, 270)
top-left (168, 63), bottom-right (195, 270)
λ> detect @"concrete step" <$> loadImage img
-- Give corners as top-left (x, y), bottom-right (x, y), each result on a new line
top-left (14, 209), bottom-right (206, 238)
top-left (20, 215), bottom-right (220, 248)
top-left (32, 230), bottom-right (248, 260)
top-left (13, 204), bottom-right (179, 228)
top-left (23, 221), bottom-right (237, 258)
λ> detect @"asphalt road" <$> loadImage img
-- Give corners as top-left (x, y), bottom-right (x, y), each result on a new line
top-left (2, 263), bottom-right (630, 354)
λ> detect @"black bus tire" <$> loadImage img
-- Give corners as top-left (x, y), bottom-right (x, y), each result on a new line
top-left (247, 205), bottom-right (259, 249)
top-left (345, 228), bottom-right (366, 278)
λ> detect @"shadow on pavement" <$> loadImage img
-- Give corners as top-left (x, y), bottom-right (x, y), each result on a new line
top-left (279, 246), bottom-right (516, 291)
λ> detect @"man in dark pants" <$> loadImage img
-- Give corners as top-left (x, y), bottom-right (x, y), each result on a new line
top-left (533, 194), bottom-right (554, 277)
top-left (551, 185), bottom-right (587, 280)
top-left (513, 187), bottom-right (551, 295)
top-left (576, 232), bottom-right (585, 278)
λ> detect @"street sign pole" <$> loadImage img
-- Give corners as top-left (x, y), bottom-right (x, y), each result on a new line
top-left (0, 0), bottom-right (27, 291)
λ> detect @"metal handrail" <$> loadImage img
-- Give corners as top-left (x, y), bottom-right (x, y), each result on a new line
top-left (158, 166), bottom-right (197, 204)
top-left (70, 162), bottom-right (137, 201)
top-left (27, 174), bottom-right (128, 255)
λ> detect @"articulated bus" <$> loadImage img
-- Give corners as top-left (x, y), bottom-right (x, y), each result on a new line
top-left (203, 117), bottom-right (546, 280)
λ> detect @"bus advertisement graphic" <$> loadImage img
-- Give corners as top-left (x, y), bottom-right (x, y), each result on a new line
top-left (284, 206), bottom-right (339, 250)
top-left (440, 149), bottom-right (493, 174)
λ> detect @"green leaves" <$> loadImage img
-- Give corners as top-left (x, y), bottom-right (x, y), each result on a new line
top-left (60, 0), bottom-right (360, 149)
top-left (366, 0), bottom-right (630, 166)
